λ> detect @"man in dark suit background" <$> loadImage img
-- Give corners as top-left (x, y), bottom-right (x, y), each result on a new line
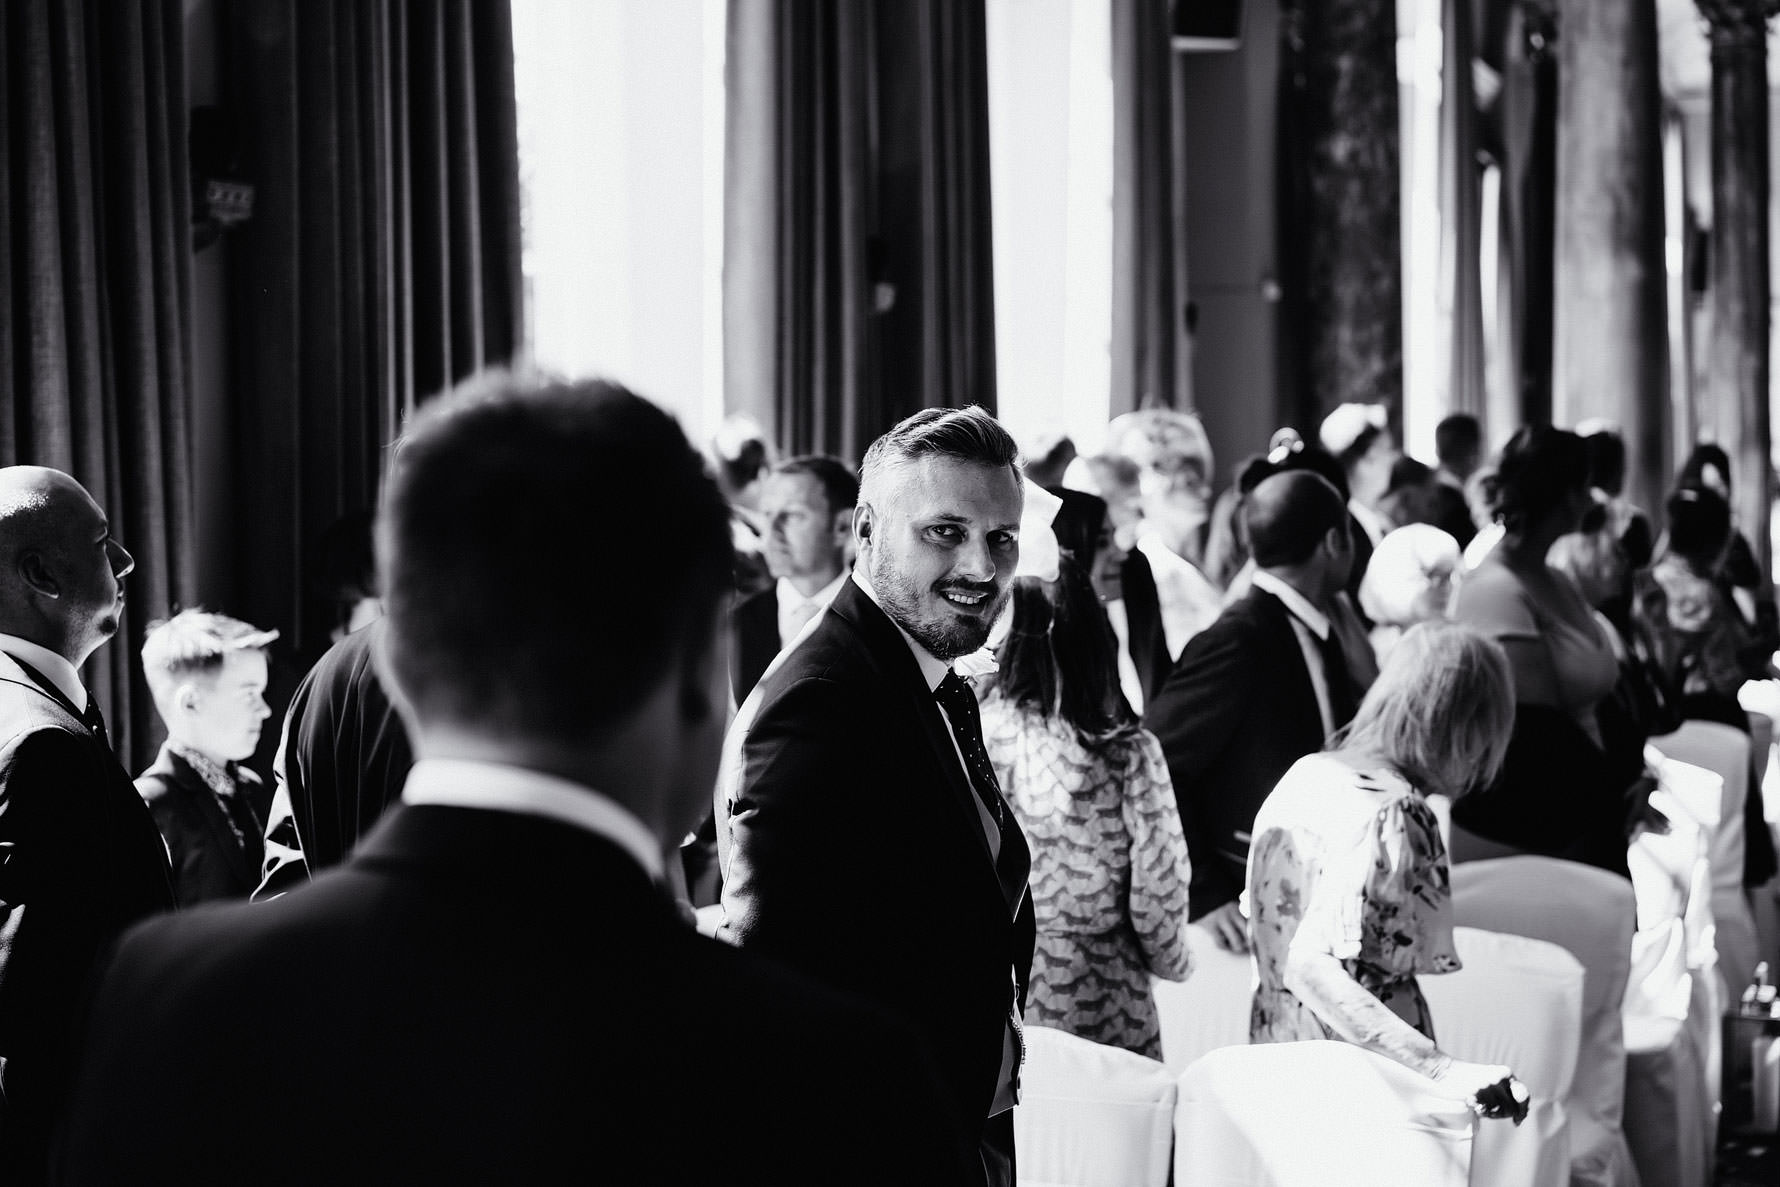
top-left (719, 406), bottom-right (1035, 1187)
top-left (1144, 470), bottom-right (1365, 952)
top-left (0, 466), bottom-right (175, 1182)
top-left (55, 376), bottom-right (970, 1185)
top-left (251, 617), bottom-right (412, 900)
top-left (729, 454), bottom-right (857, 703)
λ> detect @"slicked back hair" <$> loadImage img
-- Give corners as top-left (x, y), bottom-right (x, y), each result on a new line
top-left (141, 609), bottom-right (279, 694)
top-left (857, 405), bottom-right (1020, 508)
top-left (377, 373), bottom-right (732, 740)
top-left (772, 455), bottom-right (859, 517)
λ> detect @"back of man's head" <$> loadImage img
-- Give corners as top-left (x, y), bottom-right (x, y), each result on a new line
top-left (1435, 414), bottom-right (1482, 473)
top-left (377, 374), bottom-right (731, 743)
top-left (1244, 470), bottom-right (1348, 569)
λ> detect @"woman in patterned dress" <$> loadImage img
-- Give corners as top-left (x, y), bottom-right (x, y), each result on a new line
top-left (1245, 622), bottom-right (1529, 1123)
top-left (979, 548), bottom-right (1192, 1059)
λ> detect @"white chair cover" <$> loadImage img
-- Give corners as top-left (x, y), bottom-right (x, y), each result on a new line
top-left (1014, 1026), bottom-right (1175, 1187)
top-left (1649, 720), bottom-right (1761, 989)
top-left (1451, 857), bottom-right (1640, 1187)
top-left (1419, 927), bottom-right (1582, 1187)
top-left (1173, 1042), bottom-right (1474, 1187)
top-left (1154, 927), bottom-right (1252, 1074)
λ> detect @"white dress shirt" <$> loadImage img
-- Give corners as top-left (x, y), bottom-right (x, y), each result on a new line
top-left (1102, 598), bottom-right (1147, 714)
top-left (775, 572), bottom-right (846, 648)
top-left (1251, 571), bottom-right (1337, 739)
top-left (0, 632), bottom-right (87, 711)
top-left (401, 758), bottom-right (663, 881)
top-left (1134, 531), bottom-right (1221, 660)
top-left (1349, 499), bottom-right (1388, 549)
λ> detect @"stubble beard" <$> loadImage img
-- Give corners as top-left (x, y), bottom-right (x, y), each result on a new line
top-left (867, 550), bottom-right (1007, 660)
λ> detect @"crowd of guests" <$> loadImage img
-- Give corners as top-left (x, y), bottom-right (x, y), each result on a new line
top-left (0, 377), bottom-right (1773, 1181)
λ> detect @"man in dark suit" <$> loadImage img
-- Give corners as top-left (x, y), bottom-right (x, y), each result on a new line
top-left (729, 454), bottom-right (857, 703)
top-left (135, 610), bottom-right (280, 904)
top-left (1144, 470), bottom-right (1364, 951)
top-left (252, 618), bottom-right (413, 900)
top-left (0, 466), bottom-right (175, 1182)
top-left (718, 406), bottom-right (1036, 1187)
top-left (55, 376), bottom-right (970, 1185)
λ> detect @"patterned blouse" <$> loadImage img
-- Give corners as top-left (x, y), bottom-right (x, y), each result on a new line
top-left (1246, 754), bottom-right (1459, 1046)
top-left (980, 697), bottom-right (1192, 1059)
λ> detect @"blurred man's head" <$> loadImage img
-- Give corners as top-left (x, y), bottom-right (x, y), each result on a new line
top-left (376, 374), bottom-right (732, 839)
top-left (0, 466), bottom-right (136, 667)
top-left (1105, 409), bottom-right (1214, 556)
top-left (142, 610), bottom-right (279, 763)
top-left (1435, 414), bottom-right (1483, 483)
top-left (856, 406), bottom-right (1023, 661)
top-left (1244, 470), bottom-right (1353, 604)
top-left (760, 456), bottom-right (857, 594)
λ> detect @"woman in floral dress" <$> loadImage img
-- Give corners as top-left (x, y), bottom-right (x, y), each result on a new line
top-left (979, 550), bottom-right (1192, 1059)
top-left (1245, 622), bottom-right (1529, 1123)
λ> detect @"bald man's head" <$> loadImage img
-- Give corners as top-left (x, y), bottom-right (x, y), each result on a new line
top-left (0, 466), bottom-right (134, 666)
top-left (1244, 469), bottom-right (1350, 576)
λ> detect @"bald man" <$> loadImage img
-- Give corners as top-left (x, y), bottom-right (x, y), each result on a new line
top-left (0, 466), bottom-right (174, 1181)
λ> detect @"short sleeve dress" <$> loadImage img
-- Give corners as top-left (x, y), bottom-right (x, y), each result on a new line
top-left (1246, 754), bottom-right (1460, 1045)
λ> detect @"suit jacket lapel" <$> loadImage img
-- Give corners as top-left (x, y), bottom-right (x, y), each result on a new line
top-left (832, 584), bottom-right (1033, 919)
top-left (1249, 589), bottom-right (1327, 745)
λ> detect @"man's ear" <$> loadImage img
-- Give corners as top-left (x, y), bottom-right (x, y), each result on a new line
top-left (853, 502), bottom-right (874, 547)
top-left (17, 551), bottom-right (59, 599)
top-left (176, 682), bottom-right (202, 715)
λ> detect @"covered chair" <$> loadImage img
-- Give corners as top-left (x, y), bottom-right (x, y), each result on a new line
top-left (1173, 1042), bottom-right (1474, 1187)
top-left (1153, 926), bottom-right (1251, 1073)
top-left (1452, 856), bottom-right (1639, 1187)
top-left (1648, 719), bottom-right (1760, 990)
top-left (1419, 927), bottom-right (1584, 1187)
top-left (1014, 1026), bottom-right (1175, 1187)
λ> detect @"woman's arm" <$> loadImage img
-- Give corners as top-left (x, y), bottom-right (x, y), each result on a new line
top-left (1282, 950), bottom-right (1446, 1077)
top-left (1122, 732), bottom-right (1193, 980)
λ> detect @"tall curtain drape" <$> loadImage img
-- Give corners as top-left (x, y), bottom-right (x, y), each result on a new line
top-left (724, 0), bottom-right (997, 465)
top-left (1492, 1), bottom-right (1557, 431)
top-left (228, 0), bottom-right (523, 664)
top-left (1111, 0), bottom-right (1185, 415)
top-left (1, 0), bottom-right (194, 773)
top-left (1440, 0), bottom-right (1486, 420)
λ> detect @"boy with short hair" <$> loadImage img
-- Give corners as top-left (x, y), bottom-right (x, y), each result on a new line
top-left (136, 609), bottom-right (279, 904)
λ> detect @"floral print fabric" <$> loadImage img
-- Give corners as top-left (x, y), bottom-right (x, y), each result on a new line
top-left (980, 697), bottom-right (1192, 1059)
top-left (1246, 754), bottom-right (1460, 1046)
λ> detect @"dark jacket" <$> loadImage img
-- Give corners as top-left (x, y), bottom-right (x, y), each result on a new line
top-left (729, 584), bottom-right (780, 705)
top-left (717, 578), bottom-right (1035, 1170)
top-left (136, 744), bottom-right (271, 905)
top-left (55, 805), bottom-right (972, 1184)
top-left (255, 622), bottom-right (412, 899)
top-left (1142, 588), bottom-right (1335, 919)
top-left (0, 655), bottom-right (175, 1182)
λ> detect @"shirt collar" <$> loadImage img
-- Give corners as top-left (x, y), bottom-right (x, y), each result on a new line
top-left (849, 571), bottom-right (950, 693)
top-left (0, 633), bottom-right (87, 711)
top-left (776, 570), bottom-right (846, 613)
top-left (1252, 570), bottom-right (1331, 641)
top-left (400, 758), bottom-right (663, 881)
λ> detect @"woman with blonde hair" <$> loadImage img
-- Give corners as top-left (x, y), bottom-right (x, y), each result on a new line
top-left (1358, 524), bottom-right (1461, 662)
top-left (1246, 622), bottom-right (1528, 1123)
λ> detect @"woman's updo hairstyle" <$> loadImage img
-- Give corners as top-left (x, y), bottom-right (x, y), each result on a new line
top-left (1484, 425), bottom-right (1588, 534)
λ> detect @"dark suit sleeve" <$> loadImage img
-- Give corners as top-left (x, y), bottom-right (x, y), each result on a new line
top-left (253, 704), bottom-right (311, 900)
top-left (1142, 622), bottom-right (1256, 917)
top-left (719, 676), bottom-right (860, 971)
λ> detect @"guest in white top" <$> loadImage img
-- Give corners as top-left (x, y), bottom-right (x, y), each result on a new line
top-left (729, 455), bottom-right (857, 703)
top-left (1319, 402), bottom-right (1398, 550)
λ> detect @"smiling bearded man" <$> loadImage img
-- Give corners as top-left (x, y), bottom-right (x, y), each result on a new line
top-left (716, 406), bottom-right (1035, 1187)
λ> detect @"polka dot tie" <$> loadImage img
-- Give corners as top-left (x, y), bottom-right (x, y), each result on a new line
top-left (934, 670), bottom-right (1005, 829)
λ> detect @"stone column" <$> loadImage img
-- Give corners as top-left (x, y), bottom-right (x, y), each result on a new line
top-left (1552, 0), bottom-right (1667, 514)
top-left (1279, 0), bottom-right (1402, 422)
top-left (1699, 0), bottom-right (1778, 587)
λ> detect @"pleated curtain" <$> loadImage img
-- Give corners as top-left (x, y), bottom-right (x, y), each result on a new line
top-left (0, 0), bottom-right (194, 773)
top-left (724, 0), bottom-right (997, 465)
top-left (227, 0), bottom-right (524, 663)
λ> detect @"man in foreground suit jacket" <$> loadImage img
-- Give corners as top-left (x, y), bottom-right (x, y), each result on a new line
top-left (719, 406), bottom-right (1037, 1187)
top-left (1143, 471), bottom-right (1364, 951)
top-left (0, 466), bottom-right (175, 1182)
top-left (55, 376), bottom-right (972, 1185)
